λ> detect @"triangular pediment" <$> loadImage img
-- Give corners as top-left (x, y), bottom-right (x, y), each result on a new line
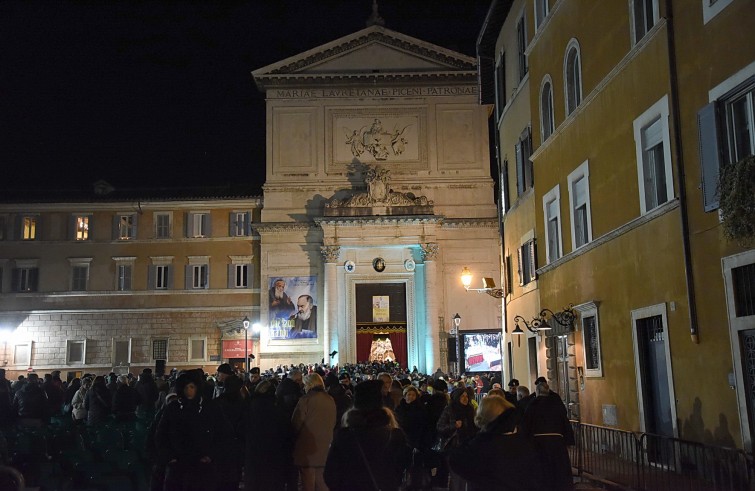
top-left (253, 25), bottom-right (476, 88)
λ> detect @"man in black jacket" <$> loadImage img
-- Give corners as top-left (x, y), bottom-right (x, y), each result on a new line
top-left (13, 373), bottom-right (48, 426)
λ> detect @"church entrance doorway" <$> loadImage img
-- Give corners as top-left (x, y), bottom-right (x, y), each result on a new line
top-left (354, 283), bottom-right (408, 367)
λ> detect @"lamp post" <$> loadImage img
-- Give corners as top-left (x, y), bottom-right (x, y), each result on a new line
top-left (452, 313), bottom-right (461, 377)
top-left (242, 316), bottom-right (250, 375)
top-left (511, 306), bottom-right (576, 335)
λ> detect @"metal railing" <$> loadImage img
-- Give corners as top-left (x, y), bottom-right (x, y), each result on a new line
top-left (571, 421), bottom-right (755, 490)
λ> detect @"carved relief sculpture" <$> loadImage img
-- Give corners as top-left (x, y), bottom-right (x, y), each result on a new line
top-left (320, 245), bottom-right (341, 263)
top-left (420, 242), bottom-right (439, 261)
top-left (325, 165), bottom-right (433, 210)
top-left (343, 118), bottom-right (413, 161)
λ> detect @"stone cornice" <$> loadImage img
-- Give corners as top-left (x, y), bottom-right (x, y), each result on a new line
top-left (537, 199), bottom-right (679, 275)
top-left (441, 218), bottom-right (499, 229)
top-left (252, 222), bottom-right (318, 235)
top-left (315, 215), bottom-right (443, 227)
top-left (255, 72), bottom-right (477, 88)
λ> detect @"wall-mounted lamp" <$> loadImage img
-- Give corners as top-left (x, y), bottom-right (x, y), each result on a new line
top-left (460, 267), bottom-right (505, 299)
top-left (512, 306), bottom-right (576, 335)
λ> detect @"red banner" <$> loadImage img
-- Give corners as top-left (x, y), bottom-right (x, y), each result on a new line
top-left (222, 339), bottom-right (254, 358)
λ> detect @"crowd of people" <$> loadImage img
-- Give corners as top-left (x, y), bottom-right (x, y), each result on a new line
top-left (0, 363), bottom-right (575, 491)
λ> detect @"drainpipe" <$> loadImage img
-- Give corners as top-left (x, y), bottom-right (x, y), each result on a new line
top-left (664, 0), bottom-right (700, 343)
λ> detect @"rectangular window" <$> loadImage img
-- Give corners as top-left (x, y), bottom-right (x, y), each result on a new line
top-left (501, 160), bottom-right (511, 213)
top-left (230, 211), bottom-right (252, 237)
top-left (155, 213), bottom-right (171, 239)
top-left (733, 263), bottom-right (755, 317)
top-left (113, 339), bottom-right (131, 366)
top-left (0, 215), bottom-right (6, 241)
top-left (66, 340), bottom-right (86, 364)
top-left (75, 216), bottom-right (90, 241)
top-left (13, 267), bottom-right (39, 292)
top-left (568, 161), bottom-right (592, 251)
top-left (22, 216), bottom-right (37, 240)
top-left (192, 264), bottom-right (208, 289)
top-left (516, 127), bottom-right (534, 197)
top-left (517, 239), bottom-right (537, 286)
top-left (634, 96), bottom-right (673, 215)
top-left (535, 0), bottom-right (549, 30)
top-left (576, 301), bottom-right (603, 377)
top-left (725, 85), bottom-right (755, 163)
top-left (495, 52), bottom-right (506, 120)
top-left (632, 0), bottom-right (658, 44)
top-left (117, 264), bottom-right (132, 291)
top-left (235, 264), bottom-right (249, 288)
top-left (116, 214), bottom-right (136, 240)
top-left (543, 186), bottom-right (562, 264)
top-left (516, 15), bottom-right (528, 82)
top-left (155, 265), bottom-right (169, 289)
top-left (71, 265), bottom-right (89, 291)
top-left (152, 339), bottom-right (168, 361)
top-left (189, 337), bottom-right (206, 362)
top-left (14, 343), bottom-right (30, 366)
top-left (188, 212), bottom-right (210, 238)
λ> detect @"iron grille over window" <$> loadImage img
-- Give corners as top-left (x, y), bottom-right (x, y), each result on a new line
top-left (152, 339), bottom-right (168, 360)
top-left (733, 263), bottom-right (755, 317)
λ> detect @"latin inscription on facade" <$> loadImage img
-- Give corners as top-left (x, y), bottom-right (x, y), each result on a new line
top-left (271, 86), bottom-right (477, 99)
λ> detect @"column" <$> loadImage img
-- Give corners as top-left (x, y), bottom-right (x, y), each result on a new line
top-left (320, 245), bottom-right (340, 366)
top-left (421, 242), bottom-right (440, 373)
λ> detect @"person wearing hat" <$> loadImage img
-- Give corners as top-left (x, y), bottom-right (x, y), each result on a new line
top-left (214, 363), bottom-right (235, 399)
top-left (505, 379), bottom-right (519, 405)
top-left (292, 373), bottom-right (336, 491)
top-left (324, 380), bottom-right (411, 491)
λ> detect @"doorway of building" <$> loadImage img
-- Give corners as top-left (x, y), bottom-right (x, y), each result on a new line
top-left (355, 283), bottom-right (408, 367)
top-left (739, 329), bottom-right (755, 447)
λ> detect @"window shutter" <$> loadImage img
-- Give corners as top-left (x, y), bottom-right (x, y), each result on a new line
top-left (229, 212), bottom-right (236, 236)
top-left (529, 240), bottom-right (538, 281)
top-left (203, 265), bottom-right (210, 289)
top-left (166, 266), bottom-right (174, 290)
top-left (227, 264), bottom-right (235, 288)
top-left (204, 214), bottom-right (212, 238)
top-left (30, 268), bottom-right (39, 291)
top-left (517, 247), bottom-right (524, 286)
top-left (245, 212), bottom-right (252, 236)
top-left (185, 265), bottom-right (192, 289)
top-left (147, 266), bottom-right (155, 290)
top-left (515, 141), bottom-right (524, 196)
top-left (11, 268), bottom-right (19, 292)
top-left (697, 102), bottom-right (722, 212)
top-left (526, 127), bottom-right (534, 188)
top-left (87, 215), bottom-right (94, 240)
top-left (131, 213), bottom-right (138, 238)
top-left (69, 215), bottom-right (76, 240)
top-left (112, 215), bottom-right (120, 240)
top-left (185, 213), bottom-right (192, 238)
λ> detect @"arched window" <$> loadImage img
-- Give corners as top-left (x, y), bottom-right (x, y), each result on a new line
top-left (540, 76), bottom-right (555, 142)
top-left (564, 39), bottom-right (582, 116)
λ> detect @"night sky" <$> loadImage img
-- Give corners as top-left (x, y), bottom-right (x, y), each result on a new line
top-left (0, 0), bottom-right (491, 193)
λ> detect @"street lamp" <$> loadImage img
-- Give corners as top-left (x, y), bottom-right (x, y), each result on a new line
top-left (452, 313), bottom-right (461, 376)
top-left (460, 267), bottom-right (505, 299)
top-left (242, 316), bottom-right (250, 374)
top-left (512, 306), bottom-right (576, 335)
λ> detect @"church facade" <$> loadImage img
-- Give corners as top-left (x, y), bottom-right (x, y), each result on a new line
top-left (252, 25), bottom-right (501, 373)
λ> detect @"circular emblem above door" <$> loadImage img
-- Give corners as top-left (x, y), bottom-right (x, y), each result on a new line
top-left (404, 259), bottom-right (416, 272)
top-left (373, 257), bottom-right (386, 272)
top-left (344, 260), bottom-right (355, 273)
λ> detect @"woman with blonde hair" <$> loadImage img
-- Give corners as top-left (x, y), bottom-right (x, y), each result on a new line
top-left (449, 395), bottom-right (542, 490)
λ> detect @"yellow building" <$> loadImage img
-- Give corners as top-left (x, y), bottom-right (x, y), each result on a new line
top-left (481, 0), bottom-right (755, 448)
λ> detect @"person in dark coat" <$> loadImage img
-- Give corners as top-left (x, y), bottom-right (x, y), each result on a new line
top-left (423, 378), bottom-right (450, 487)
top-left (135, 368), bottom-right (160, 417)
top-left (112, 375), bottom-right (141, 421)
top-left (155, 372), bottom-right (231, 491)
top-left (324, 380), bottom-right (412, 491)
top-left (43, 371), bottom-right (65, 416)
top-left (215, 375), bottom-right (246, 491)
top-left (147, 392), bottom-right (177, 491)
top-left (449, 395), bottom-right (542, 491)
top-left (519, 382), bottom-right (575, 490)
top-left (325, 372), bottom-right (352, 428)
top-left (0, 369), bottom-right (15, 426)
top-left (394, 385), bottom-right (430, 451)
top-left (275, 368), bottom-right (303, 490)
top-left (64, 377), bottom-right (81, 410)
top-left (84, 375), bottom-right (112, 425)
top-left (437, 387), bottom-right (478, 491)
top-left (12, 373), bottom-right (48, 425)
top-left (245, 379), bottom-right (291, 491)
